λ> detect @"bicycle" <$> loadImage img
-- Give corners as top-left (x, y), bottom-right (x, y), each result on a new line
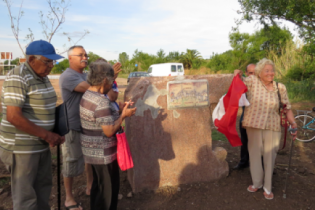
top-left (294, 107), bottom-right (315, 142)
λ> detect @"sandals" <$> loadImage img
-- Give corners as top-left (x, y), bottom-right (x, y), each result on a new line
top-left (247, 185), bottom-right (261, 192)
top-left (263, 191), bottom-right (274, 200)
top-left (65, 203), bottom-right (82, 210)
top-left (248, 185), bottom-right (274, 199)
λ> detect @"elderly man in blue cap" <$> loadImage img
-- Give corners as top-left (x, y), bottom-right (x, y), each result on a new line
top-left (0, 40), bottom-right (65, 210)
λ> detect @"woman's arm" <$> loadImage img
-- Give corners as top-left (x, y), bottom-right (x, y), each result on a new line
top-left (278, 83), bottom-right (297, 139)
top-left (286, 109), bottom-right (297, 140)
top-left (286, 109), bottom-right (296, 126)
top-left (101, 101), bottom-right (136, 137)
top-left (101, 115), bottom-right (124, 137)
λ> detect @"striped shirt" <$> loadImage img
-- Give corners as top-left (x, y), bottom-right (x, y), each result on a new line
top-left (0, 63), bottom-right (57, 154)
top-left (80, 90), bottom-right (119, 165)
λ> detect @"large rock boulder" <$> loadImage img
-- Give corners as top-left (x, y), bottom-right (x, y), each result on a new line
top-left (124, 74), bottom-right (233, 193)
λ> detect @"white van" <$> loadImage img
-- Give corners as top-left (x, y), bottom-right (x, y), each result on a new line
top-left (147, 63), bottom-right (185, 77)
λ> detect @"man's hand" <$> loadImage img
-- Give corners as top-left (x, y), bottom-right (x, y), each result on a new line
top-left (60, 136), bottom-right (66, 144)
top-left (7, 106), bottom-right (65, 147)
top-left (44, 131), bottom-right (64, 147)
top-left (234, 69), bottom-right (242, 77)
top-left (113, 62), bottom-right (122, 79)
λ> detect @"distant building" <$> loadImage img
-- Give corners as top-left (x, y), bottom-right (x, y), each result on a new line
top-left (0, 62), bottom-right (4, 75)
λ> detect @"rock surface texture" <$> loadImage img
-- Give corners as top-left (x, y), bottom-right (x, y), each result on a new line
top-left (124, 75), bottom-right (233, 193)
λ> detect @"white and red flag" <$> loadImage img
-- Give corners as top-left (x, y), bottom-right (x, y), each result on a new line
top-left (212, 75), bottom-right (248, 147)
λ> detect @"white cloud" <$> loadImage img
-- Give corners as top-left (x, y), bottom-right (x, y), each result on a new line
top-left (0, 35), bottom-right (15, 39)
top-left (103, 0), bottom-right (247, 57)
top-left (56, 0), bottom-right (253, 59)
top-left (87, 48), bottom-right (119, 61)
top-left (67, 15), bottom-right (94, 22)
top-left (0, 0), bottom-right (301, 62)
top-left (0, 39), bottom-right (24, 59)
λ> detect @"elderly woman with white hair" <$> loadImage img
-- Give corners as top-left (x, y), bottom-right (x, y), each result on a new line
top-left (234, 58), bottom-right (297, 200)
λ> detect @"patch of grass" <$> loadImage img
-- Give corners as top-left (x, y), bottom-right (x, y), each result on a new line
top-left (51, 154), bottom-right (57, 160)
top-left (0, 177), bottom-right (10, 187)
top-left (212, 129), bottom-right (228, 142)
top-left (117, 93), bottom-right (124, 102)
top-left (291, 101), bottom-right (315, 112)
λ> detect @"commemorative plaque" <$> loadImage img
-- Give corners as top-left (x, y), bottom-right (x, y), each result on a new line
top-left (167, 79), bottom-right (209, 109)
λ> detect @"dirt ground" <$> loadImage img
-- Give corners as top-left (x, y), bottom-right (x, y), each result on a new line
top-left (0, 78), bottom-right (315, 210)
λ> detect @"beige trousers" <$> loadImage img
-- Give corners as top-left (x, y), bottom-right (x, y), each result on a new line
top-left (246, 127), bottom-right (281, 193)
top-left (0, 148), bottom-right (52, 210)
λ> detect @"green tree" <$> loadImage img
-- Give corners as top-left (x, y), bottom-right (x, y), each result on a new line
top-left (207, 51), bottom-right (234, 72)
top-left (122, 60), bottom-right (136, 74)
top-left (180, 49), bottom-right (203, 69)
top-left (258, 26), bottom-right (293, 53)
top-left (229, 31), bottom-right (256, 69)
top-left (207, 26), bottom-right (293, 72)
top-left (87, 52), bottom-right (101, 65)
top-left (156, 49), bottom-right (166, 63)
top-left (3, 58), bottom-right (19, 65)
top-left (108, 60), bottom-right (118, 65)
top-left (2, 58), bottom-right (19, 71)
top-left (131, 49), bottom-right (157, 71)
top-left (238, 0), bottom-right (315, 57)
top-left (166, 51), bottom-right (181, 61)
top-left (51, 59), bottom-right (69, 74)
top-left (118, 52), bottom-right (129, 67)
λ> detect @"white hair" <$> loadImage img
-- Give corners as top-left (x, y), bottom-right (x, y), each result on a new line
top-left (255, 58), bottom-right (275, 77)
top-left (67, 45), bottom-right (84, 57)
top-left (26, 55), bottom-right (42, 62)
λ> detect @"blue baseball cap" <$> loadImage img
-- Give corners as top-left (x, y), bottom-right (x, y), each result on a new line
top-left (26, 40), bottom-right (64, 60)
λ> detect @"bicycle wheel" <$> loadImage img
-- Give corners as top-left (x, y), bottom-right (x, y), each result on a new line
top-left (294, 114), bottom-right (315, 142)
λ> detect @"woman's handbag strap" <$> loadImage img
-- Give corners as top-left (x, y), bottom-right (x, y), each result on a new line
top-left (277, 82), bottom-right (288, 150)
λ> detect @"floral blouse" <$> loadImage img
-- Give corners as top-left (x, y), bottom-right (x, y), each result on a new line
top-left (242, 75), bottom-right (291, 132)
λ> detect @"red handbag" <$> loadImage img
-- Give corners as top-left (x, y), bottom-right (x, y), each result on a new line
top-left (116, 127), bottom-right (134, 171)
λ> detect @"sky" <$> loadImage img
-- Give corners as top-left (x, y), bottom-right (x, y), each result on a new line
top-left (0, 0), bottom-right (299, 61)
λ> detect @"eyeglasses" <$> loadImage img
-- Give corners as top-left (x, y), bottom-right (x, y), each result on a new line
top-left (70, 54), bottom-right (89, 59)
top-left (262, 70), bottom-right (275, 73)
top-left (37, 58), bottom-right (56, 66)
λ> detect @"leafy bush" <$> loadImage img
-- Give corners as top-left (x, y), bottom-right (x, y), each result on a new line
top-left (191, 59), bottom-right (204, 69)
top-left (278, 78), bottom-right (315, 102)
top-left (286, 63), bottom-right (315, 81)
top-left (206, 51), bottom-right (234, 72)
top-left (51, 59), bottom-right (69, 74)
